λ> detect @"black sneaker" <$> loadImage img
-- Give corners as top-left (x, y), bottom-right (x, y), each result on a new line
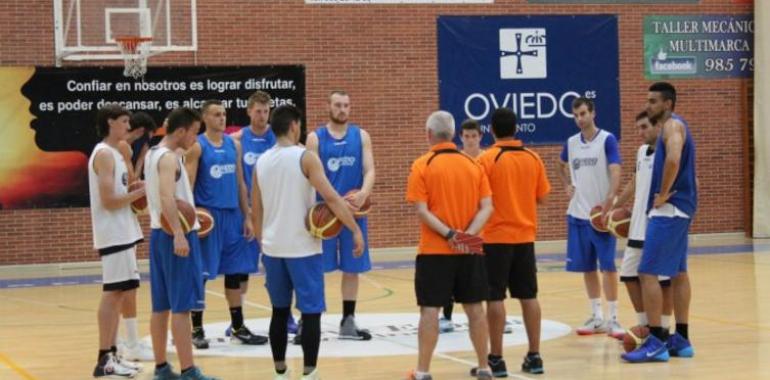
top-left (470, 355), bottom-right (508, 378)
top-left (231, 325), bottom-right (268, 345)
top-left (192, 327), bottom-right (209, 349)
top-left (521, 354), bottom-right (544, 375)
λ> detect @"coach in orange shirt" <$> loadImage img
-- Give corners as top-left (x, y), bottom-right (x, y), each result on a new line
top-left (476, 108), bottom-right (550, 376)
top-left (405, 111), bottom-right (494, 380)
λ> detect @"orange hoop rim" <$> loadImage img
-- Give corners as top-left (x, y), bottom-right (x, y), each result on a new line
top-left (115, 36), bottom-right (153, 53)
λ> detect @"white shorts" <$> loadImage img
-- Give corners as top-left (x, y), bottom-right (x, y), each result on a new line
top-left (620, 246), bottom-right (670, 281)
top-left (101, 246), bottom-right (141, 291)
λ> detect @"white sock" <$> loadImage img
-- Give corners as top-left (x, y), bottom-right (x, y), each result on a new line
top-left (590, 298), bottom-right (603, 320)
top-left (636, 312), bottom-right (648, 326)
top-left (414, 371), bottom-right (431, 380)
top-left (607, 301), bottom-right (618, 321)
top-left (124, 318), bottom-right (139, 346)
top-left (661, 315), bottom-right (671, 331)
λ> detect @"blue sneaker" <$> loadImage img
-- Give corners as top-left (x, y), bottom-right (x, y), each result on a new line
top-left (288, 314), bottom-right (299, 335)
top-left (621, 335), bottom-right (669, 363)
top-left (179, 366), bottom-right (220, 380)
top-left (153, 363), bottom-right (181, 380)
top-left (666, 333), bottom-right (694, 358)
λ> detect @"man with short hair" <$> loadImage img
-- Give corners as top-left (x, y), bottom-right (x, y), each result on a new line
top-left (406, 110), bottom-right (494, 380)
top-left (460, 119), bottom-right (484, 159)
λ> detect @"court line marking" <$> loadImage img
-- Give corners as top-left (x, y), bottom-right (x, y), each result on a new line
top-left (0, 352), bottom-right (37, 380)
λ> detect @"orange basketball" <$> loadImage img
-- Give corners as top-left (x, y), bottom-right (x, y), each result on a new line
top-left (160, 199), bottom-right (196, 235)
top-left (590, 205), bottom-right (609, 233)
top-left (623, 325), bottom-right (649, 353)
top-left (306, 202), bottom-right (343, 240)
top-left (608, 208), bottom-right (632, 238)
top-left (196, 207), bottom-right (214, 238)
top-left (344, 189), bottom-right (372, 218)
top-left (129, 182), bottom-right (147, 214)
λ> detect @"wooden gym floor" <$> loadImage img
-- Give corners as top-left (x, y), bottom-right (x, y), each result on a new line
top-left (1, 233), bottom-right (769, 379)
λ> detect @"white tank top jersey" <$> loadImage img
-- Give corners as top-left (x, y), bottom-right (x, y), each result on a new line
top-left (256, 145), bottom-right (320, 258)
top-left (144, 145), bottom-right (200, 231)
top-left (88, 142), bottom-right (143, 250)
top-left (566, 129), bottom-right (611, 220)
top-left (629, 144), bottom-right (654, 241)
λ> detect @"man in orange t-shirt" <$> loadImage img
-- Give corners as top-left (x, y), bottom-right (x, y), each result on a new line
top-left (476, 108), bottom-right (550, 376)
top-left (405, 111), bottom-right (494, 380)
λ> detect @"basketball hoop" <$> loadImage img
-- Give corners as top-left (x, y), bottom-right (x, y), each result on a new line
top-left (115, 36), bottom-right (152, 79)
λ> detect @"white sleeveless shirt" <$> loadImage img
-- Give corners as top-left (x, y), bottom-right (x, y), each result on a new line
top-left (144, 145), bottom-right (199, 231)
top-left (88, 142), bottom-right (143, 250)
top-left (566, 129), bottom-right (612, 220)
top-left (256, 145), bottom-right (320, 258)
top-left (629, 145), bottom-right (654, 241)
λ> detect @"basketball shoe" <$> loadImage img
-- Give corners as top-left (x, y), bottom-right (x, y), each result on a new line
top-left (607, 319), bottom-right (625, 340)
top-left (339, 315), bottom-right (372, 340)
top-left (231, 325), bottom-right (268, 345)
top-left (521, 353), bottom-right (544, 374)
top-left (666, 333), bottom-right (694, 357)
top-left (621, 335), bottom-right (669, 363)
top-left (93, 353), bottom-right (138, 378)
top-left (301, 369), bottom-right (320, 380)
top-left (179, 366), bottom-right (220, 380)
top-left (439, 317), bottom-right (454, 333)
top-left (471, 355), bottom-right (507, 378)
top-left (120, 340), bottom-right (155, 362)
top-left (192, 327), bottom-right (209, 349)
top-left (576, 316), bottom-right (607, 335)
top-left (153, 363), bottom-right (181, 380)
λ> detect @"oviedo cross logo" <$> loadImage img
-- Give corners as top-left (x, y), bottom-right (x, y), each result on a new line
top-left (499, 28), bottom-right (547, 79)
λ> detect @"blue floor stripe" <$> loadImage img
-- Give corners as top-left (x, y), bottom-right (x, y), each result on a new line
top-left (1, 242), bottom-right (768, 289)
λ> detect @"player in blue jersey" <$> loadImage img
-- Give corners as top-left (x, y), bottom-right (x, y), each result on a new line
top-left (185, 100), bottom-right (267, 348)
top-left (623, 82), bottom-right (698, 363)
top-left (304, 90), bottom-right (375, 341)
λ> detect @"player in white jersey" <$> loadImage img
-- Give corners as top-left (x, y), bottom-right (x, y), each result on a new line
top-left (614, 111), bottom-right (673, 329)
top-left (557, 97), bottom-right (623, 338)
top-left (252, 105), bottom-right (363, 380)
top-left (88, 104), bottom-right (146, 378)
top-left (145, 107), bottom-right (219, 380)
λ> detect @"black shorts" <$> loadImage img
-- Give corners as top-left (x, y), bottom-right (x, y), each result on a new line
top-left (415, 254), bottom-right (488, 307)
top-left (484, 243), bottom-right (538, 300)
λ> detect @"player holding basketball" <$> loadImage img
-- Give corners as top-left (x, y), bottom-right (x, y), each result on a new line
top-left (406, 111), bottom-right (494, 380)
top-left (145, 107), bottom-right (219, 379)
top-left (252, 105), bottom-right (363, 380)
top-left (305, 90), bottom-right (375, 340)
top-left (623, 82), bottom-right (697, 363)
top-left (184, 100), bottom-right (266, 348)
top-left (89, 104), bottom-right (146, 378)
top-left (557, 97), bottom-right (624, 338)
top-left (613, 111), bottom-right (674, 332)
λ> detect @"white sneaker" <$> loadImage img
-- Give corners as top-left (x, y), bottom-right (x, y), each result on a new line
top-left (121, 341), bottom-right (155, 362)
top-left (576, 316), bottom-right (607, 335)
top-left (115, 355), bottom-right (143, 373)
top-left (503, 320), bottom-right (513, 334)
top-left (301, 369), bottom-right (320, 380)
top-left (93, 353), bottom-right (138, 378)
top-left (607, 319), bottom-right (625, 340)
top-left (273, 369), bottom-right (291, 380)
top-left (439, 317), bottom-right (455, 333)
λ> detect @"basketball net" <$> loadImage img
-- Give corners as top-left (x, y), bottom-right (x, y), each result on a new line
top-left (115, 36), bottom-right (152, 79)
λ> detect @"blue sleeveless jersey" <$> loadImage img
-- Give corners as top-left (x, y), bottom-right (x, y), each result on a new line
top-left (194, 134), bottom-right (239, 209)
top-left (240, 126), bottom-right (276, 191)
top-left (316, 124), bottom-right (364, 199)
top-left (648, 113), bottom-right (698, 216)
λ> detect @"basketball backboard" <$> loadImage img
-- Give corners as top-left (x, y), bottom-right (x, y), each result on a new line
top-left (53, 0), bottom-right (197, 64)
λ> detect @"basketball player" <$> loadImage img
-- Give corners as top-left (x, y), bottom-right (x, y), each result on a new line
top-left (126, 112), bottom-right (159, 179)
top-left (231, 91), bottom-right (299, 335)
top-left (252, 105), bottom-right (364, 380)
top-left (185, 100), bottom-right (266, 347)
top-left (406, 111), bottom-right (494, 380)
top-left (556, 97), bottom-right (624, 338)
top-left (89, 104), bottom-right (146, 378)
top-left (623, 82), bottom-right (697, 363)
top-left (305, 90), bottom-right (375, 340)
top-left (145, 107), bottom-right (219, 380)
top-left (473, 108), bottom-right (550, 376)
top-left (614, 111), bottom-right (674, 331)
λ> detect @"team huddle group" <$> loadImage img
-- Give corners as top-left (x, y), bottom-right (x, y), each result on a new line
top-left (87, 82), bottom-right (697, 380)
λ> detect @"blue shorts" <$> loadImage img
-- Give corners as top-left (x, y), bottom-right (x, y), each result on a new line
top-left (262, 254), bottom-right (326, 314)
top-left (149, 229), bottom-right (206, 313)
top-left (639, 216), bottom-right (690, 277)
top-left (322, 217), bottom-right (371, 273)
top-left (566, 216), bottom-right (617, 272)
top-left (199, 207), bottom-right (255, 280)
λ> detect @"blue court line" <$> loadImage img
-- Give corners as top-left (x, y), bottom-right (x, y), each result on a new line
top-left (1, 242), bottom-right (768, 290)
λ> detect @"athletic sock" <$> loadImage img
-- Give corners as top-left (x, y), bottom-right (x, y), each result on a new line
top-left (636, 312), bottom-right (648, 326)
top-left (155, 362), bottom-right (168, 370)
top-left (230, 306), bottom-right (244, 330)
top-left (676, 323), bottom-right (689, 340)
top-left (661, 315), bottom-right (671, 331)
top-left (343, 300), bottom-right (356, 321)
top-left (650, 326), bottom-right (666, 341)
top-left (590, 298), bottom-right (603, 320)
top-left (98, 349), bottom-right (111, 362)
top-left (191, 310), bottom-right (203, 330)
top-left (443, 303), bottom-right (454, 320)
top-left (124, 318), bottom-right (139, 345)
top-left (607, 301), bottom-right (618, 321)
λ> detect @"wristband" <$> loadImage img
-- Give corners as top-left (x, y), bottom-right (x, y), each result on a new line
top-left (444, 229), bottom-right (456, 240)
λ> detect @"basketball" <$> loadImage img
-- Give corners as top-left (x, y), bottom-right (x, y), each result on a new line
top-left (306, 202), bottom-right (343, 239)
top-left (129, 182), bottom-right (147, 214)
top-left (160, 199), bottom-right (197, 235)
top-left (345, 189), bottom-right (372, 218)
top-left (608, 208), bottom-right (632, 238)
top-left (196, 207), bottom-right (214, 238)
top-left (622, 325), bottom-right (649, 353)
top-left (590, 205), bottom-right (609, 233)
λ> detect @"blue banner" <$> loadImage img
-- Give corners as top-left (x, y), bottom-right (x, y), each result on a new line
top-left (438, 15), bottom-right (620, 146)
